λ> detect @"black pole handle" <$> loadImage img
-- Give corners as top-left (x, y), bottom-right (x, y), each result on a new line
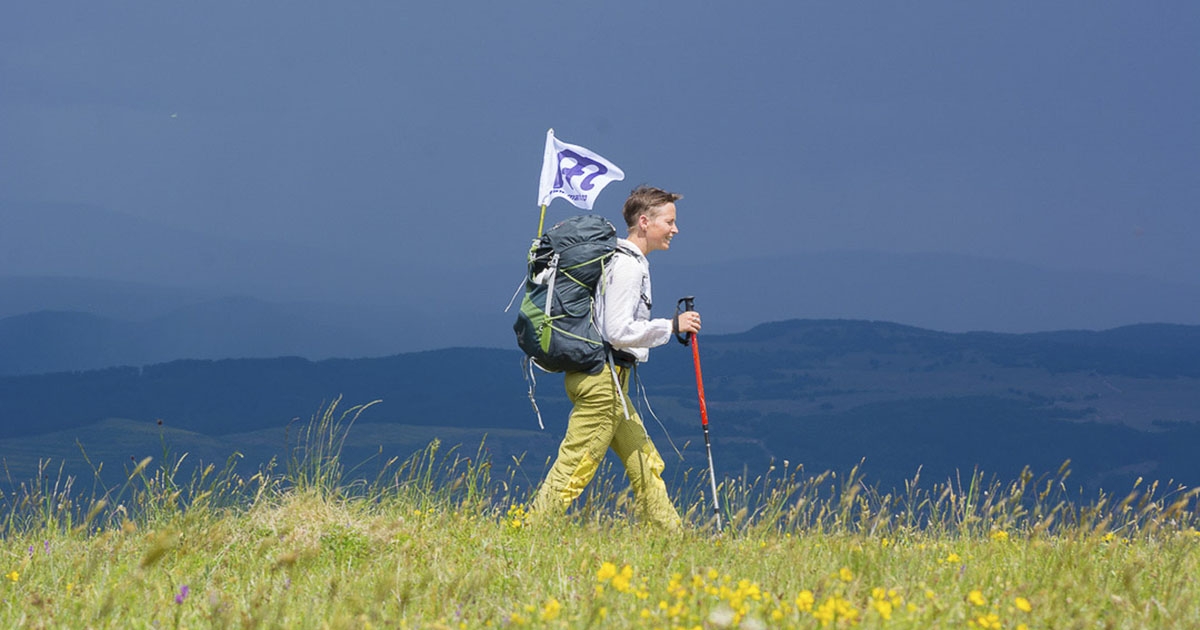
top-left (675, 296), bottom-right (695, 345)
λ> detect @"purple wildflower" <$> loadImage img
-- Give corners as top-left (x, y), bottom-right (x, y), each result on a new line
top-left (175, 585), bottom-right (189, 604)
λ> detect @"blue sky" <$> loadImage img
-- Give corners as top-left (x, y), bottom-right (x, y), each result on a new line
top-left (2, 2), bottom-right (1198, 343)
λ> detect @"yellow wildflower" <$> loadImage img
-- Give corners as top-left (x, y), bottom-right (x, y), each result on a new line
top-left (5, 571), bottom-right (17, 582)
top-left (968, 590), bottom-right (987, 606)
top-left (795, 590), bottom-right (815, 612)
top-left (611, 565), bottom-right (634, 593)
top-left (838, 566), bottom-right (854, 582)
top-left (596, 562), bottom-right (617, 582)
top-left (540, 598), bottom-right (561, 621)
top-left (873, 599), bottom-right (894, 620)
top-left (813, 595), bottom-right (859, 626)
top-left (944, 552), bottom-right (962, 564)
top-left (1014, 596), bottom-right (1032, 612)
top-left (737, 578), bottom-right (762, 601)
top-left (506, 504), bottom-right (527, 529)
top-left (970, 612), bottom-right (1002, 629)
top-left (989, 530), bottom-right (1009, 542)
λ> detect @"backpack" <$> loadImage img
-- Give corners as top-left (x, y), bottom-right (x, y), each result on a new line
top-left (512, 214), bottom-right (619, 375)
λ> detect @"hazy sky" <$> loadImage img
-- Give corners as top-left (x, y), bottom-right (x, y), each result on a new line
top-left (3, 2), bottom-right (1198, 287)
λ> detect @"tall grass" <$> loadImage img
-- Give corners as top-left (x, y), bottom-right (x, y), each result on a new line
top-left (2, 398), bottom-right (1199, 628)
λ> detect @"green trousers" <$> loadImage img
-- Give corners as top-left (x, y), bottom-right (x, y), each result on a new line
top-left (531, 364), bottom-right (682, 530)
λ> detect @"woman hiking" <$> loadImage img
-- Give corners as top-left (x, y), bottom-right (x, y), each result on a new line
top-left (530, 185), bottom-right (702, 530)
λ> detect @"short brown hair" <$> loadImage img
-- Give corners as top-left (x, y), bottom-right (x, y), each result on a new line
top-left (622, 185), bottom-right (682, 228)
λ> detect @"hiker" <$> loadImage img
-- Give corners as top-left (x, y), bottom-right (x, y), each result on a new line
top-left (530, 185), bottom-right (702, 530)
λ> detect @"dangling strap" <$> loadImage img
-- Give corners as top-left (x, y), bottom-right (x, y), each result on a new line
top-left (634, 365), bottom-right (683, 460)
top-left (509, 238), bottom-right (546, 313)
top-left (607, 351), bottom-right (631, 421)
top-left (503, 277), bottom-right (525, 313)
top-left (522, 357), bottom-right (545, 429)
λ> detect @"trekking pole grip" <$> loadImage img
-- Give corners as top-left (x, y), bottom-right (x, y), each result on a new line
top-left (675, 296), bottom-right (695, 346)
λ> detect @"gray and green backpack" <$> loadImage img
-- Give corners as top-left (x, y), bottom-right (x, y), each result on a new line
top-left (513, 214), bottom-right (621, 376)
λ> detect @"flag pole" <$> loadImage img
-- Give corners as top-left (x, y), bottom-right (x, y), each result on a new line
top-left (536, 204), bottom-right (548, 238)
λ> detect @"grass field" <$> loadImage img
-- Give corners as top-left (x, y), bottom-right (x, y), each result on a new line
top-left (3, 400), bottom-right (1199, 629)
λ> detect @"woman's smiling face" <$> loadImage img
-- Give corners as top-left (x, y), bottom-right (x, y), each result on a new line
top-left (641, 202), bottom-right (678, 253)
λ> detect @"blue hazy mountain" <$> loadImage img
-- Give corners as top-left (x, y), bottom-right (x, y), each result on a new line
top-left (0, 299), bottom-right (385, 375)
top-left (1, 320), bottom-right (1197, 495)
top-left (5, 201), bottom-right (1200, 375)
top-left (649, 251), bottom-right (1200, 336)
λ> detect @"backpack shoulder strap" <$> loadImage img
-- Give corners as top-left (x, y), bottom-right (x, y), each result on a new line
top-left (614, 243), bottom-right (640, 258)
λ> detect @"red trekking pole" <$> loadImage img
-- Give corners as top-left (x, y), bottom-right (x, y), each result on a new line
top-left (677, 296), bottom-right (722, 530)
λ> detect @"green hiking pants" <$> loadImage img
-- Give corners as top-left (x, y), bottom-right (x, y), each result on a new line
top-left (531, 364), bottom-right (682, 531)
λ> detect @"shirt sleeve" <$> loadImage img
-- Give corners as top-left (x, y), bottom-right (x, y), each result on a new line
top-left (600, 254), bottom-right (674, 351)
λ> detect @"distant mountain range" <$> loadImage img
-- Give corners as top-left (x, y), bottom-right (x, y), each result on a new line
top-left (4, 201), bottom-right (1200, 376)
top-left (2, 319), bottom-right (1197, 497)
top-left (650, 250), bottom-right (1200, 336)
top-left (0, 301), bottom-right (382, 375)
top-left (5, 202), bottom-right (1200, 497)
top-left (6, 252), bottom-right (1200, 375)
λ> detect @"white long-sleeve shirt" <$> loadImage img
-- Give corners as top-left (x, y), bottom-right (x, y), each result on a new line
top-left (597, 238), bottom-right (673, 363)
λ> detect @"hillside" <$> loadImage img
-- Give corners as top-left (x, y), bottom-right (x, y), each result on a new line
top-left (0, 303), bottom-right (386, 375)
top-left (2, 320), bottom-right (1198, 493)
top-left (5, 233), bottom-right (1200, 376)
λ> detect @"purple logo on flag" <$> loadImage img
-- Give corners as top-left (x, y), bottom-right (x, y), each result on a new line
top-left (553, 149), bottom-right (608, 191)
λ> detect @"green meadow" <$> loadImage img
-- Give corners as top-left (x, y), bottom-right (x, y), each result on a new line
top-left (3, 401), bottom-right (1199, 629)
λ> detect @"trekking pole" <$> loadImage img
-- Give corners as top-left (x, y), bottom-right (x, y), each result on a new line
top-left (676, 296), bottom-right (722, 530)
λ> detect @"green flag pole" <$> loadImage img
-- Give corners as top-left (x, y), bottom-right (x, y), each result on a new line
top-left (536, 204), bottom-right (548, 238)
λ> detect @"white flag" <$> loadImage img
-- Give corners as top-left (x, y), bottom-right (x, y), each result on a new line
top-left (537, 129), bottom-right (625, 210)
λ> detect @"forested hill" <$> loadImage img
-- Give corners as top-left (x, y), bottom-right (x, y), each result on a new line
top-left (704, 320), bottom-right (1200, 378)
top-left (0, 348), bottom-right (527, 439)
top-left (2, 320), bottom-right (1198, 493)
